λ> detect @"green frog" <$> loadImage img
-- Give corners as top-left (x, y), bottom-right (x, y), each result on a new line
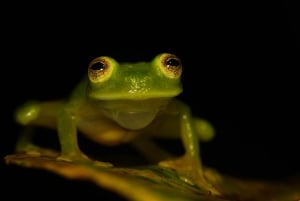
top-left (15, 53), bottom-right (218, 194)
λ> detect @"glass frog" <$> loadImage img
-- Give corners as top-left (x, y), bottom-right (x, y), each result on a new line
top-left (14, 53), bottom-right (218, 194)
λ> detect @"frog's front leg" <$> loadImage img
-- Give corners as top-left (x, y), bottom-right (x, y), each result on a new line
top-left (56, 108), bottom-right (112, 167)
top-left (159, 102), bottom-right (220, 195)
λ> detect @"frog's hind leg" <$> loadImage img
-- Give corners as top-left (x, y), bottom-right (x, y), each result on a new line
top-left (14, 100), bottom-right (63, 156)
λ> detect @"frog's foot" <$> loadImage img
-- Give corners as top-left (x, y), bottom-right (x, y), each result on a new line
top-left (15, 143), bottom-right (42, 157)
top-left (159, 154), bottom-right (221, 196)
top-left (56, 152), bottom-right (113, 168)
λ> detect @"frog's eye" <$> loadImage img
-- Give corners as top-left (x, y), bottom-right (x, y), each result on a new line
top-left (158, 53), bottom-right (182, 79)
top-left (88, 56), bottom-right (116, 83)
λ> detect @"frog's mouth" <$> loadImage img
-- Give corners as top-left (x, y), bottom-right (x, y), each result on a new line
top-left (97, 98), bottom-right (170, 130)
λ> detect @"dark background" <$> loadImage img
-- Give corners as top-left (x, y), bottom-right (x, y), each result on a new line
top-left (1, 1), bottom-right (299, 200)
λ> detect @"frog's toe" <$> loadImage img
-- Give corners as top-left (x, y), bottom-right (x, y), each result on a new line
top-left (16, 144), bottom-right (42, 156)
top-left (93, 160), bottom-right (113, 167)
top-left (56, 154), bottom-right (113, 167)
top-left (56, 154), bottom-right (88, 163)
top-left (158, 155), bottom-right (189, 170)
top-left (56, 155), bottom-right (73, 162)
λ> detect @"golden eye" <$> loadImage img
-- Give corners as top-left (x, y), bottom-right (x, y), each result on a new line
top-left (88, 56), bottom-right (115, 83)
top-left (159, 53), bottom-right (182, 79)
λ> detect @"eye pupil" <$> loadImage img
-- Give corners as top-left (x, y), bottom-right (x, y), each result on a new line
top-left (90, 62), bottom-right (106, 71)
top-left (166, 58), bottom-right (181, 67)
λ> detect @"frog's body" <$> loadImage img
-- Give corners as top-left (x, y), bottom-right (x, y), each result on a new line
top-left (15, 53), bottom-right (218, 194)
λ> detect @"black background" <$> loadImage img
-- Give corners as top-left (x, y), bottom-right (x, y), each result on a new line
top-left (1, 1), bottom-right (299, 200)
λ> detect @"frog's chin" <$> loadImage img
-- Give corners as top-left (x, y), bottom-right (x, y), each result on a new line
top-left (114, 111), bottom-right (157, 130)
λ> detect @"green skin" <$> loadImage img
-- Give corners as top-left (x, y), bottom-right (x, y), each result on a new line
top-left (15, 53), bottom-right (217, 193)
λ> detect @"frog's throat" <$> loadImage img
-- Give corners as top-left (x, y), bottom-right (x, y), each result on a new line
top-left (112, 111), bottom-right (158, 130)
top-left (96, 98), bottom-right (170, 130)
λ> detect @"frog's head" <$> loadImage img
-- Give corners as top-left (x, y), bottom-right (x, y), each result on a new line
top-left (86, 53), bottom-right (183, 130)
top-left (87, 53), bottom-right (183, 100)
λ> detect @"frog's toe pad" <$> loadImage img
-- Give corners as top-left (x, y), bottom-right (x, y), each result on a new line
top-left (93, 160), bottom-right (113, 168)
top-left (56, 155), bottom-right (113, 168)
top-left (158, 156), bottom-right (187, 170)
top-left (16, 144), bottom-right (42, 156)
top-left (24, 150), bottom-right (42, 157)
